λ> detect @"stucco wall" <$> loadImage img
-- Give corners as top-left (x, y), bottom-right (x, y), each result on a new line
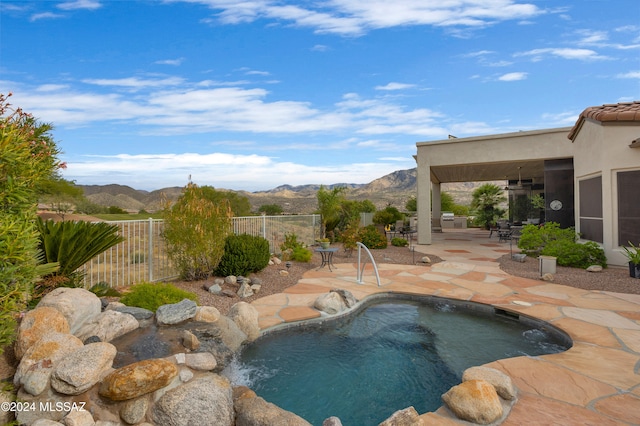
top-left (573, 120), bottom-right (640, 266)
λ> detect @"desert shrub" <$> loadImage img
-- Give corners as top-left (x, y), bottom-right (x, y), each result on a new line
top-left (279, 232), bottom-right (312, 262)
top-left (291, 246), bottom-right (313, 262)
top-left (216, 234), bottom-right (271, 276)
top-left (280, 232), bottom-right (303, 252)
top-left (340, 220), bottom-right (360, 254)
top-left (358, 225), bottom-right (388, 249)
top-left (391, 237), bottom-right (409, 247)
top-left (0, 94), bottom-right (64, 353)
top-left (542, 240), bottom-right (607, 269)
top-left (518, 222), bottom-right (576, 256)
top-left (89, 282), bottom-right (121, 298)
top-left (163, 182), bottom-right (232, 280)
top-left (120, 282), bottom-right (197, 312)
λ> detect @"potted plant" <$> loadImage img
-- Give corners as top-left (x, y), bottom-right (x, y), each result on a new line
top-left (318, 238), bottom-right (331, 249)
top-left (622, 241), bottom-right (640, 279)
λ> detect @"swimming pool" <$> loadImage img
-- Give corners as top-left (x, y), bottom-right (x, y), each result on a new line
top-left (224, 295), bottom-right (571, 426)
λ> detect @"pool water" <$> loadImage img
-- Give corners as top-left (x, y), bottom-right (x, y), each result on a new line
top-left (225, 299), bottom-right (569, 426)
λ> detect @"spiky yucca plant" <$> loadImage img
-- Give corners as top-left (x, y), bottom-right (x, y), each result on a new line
top-left (36, 217), bottom-right (124, 290)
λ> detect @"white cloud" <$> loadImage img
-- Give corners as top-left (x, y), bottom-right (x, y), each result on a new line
top-left (57, 0), bottom-right (102, 11)
top-left (375, 82), bottom-right (416, 91)
top-left (173, 0), bottom-right (543, 35)
top-left (61, 152), bottom-right (413, 190)
top-left (30, 12), bottom-right (64, 21)
top-left (82, 76), bottom-right (185, 88)
top-left (540, 111), bottom-right (579, 126)
top-left (515, 47), bottom-right (608, 61)
top-left (498, 72), bottom-right (527, 81)
top-left (9, 79), bottom-right (457, 138)
top-left (155, 58), bottom-right (184, 66)
top-left (617, 71), bottom-right (640, 79)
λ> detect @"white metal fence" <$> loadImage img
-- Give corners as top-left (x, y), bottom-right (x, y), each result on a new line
top-left (81, 215), bottom-right (322, 288)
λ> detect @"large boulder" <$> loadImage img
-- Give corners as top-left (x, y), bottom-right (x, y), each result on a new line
top-left (37, 288), bottom-right (101, 335)
top-left (235, 393), bottom-right (311, 426)
top-left (75, 310), bottom-right (139, 343)
top-left (184, 352), bottom-right (217, 371)
top-left (194, 306), bottom-right (220, 323)
top-left (99, 358), bottom-right (178, 401)
top-left (442, 379), bottom-right (503, 425)
top-left (314, 292), bottom-right (347, 315)
top-left (152, 374), bottom-right (234, 426)
top-left (120, 395), bottom-right (149, 425)
top-left (155, 299), bottom-right (197, 325)
top-left (15, 307), bottom-right (70, 360)
top-left (15, 387), bottom-right (78, 425)
top-left (51, 342), bottom-right (117, 395)
top-left (228, 302), bottom-right (260, 342)
top-left (184, 317), bottom-right (247, 369)
top-left (331, 289), bottom-right (357, 308)
top-left (378, 407), bottom-right (420, 426)
top-left (14, 332), bottom-right (84, 396)
top-left (111, 305), bottom-right (154, 320)
top-left (462, 366), bottom-right (516, 400)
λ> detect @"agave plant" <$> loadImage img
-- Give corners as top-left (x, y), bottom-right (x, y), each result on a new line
top-left (36, 217), bottom-right (124, 289)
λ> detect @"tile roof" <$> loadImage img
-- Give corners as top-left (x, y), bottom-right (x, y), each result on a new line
top-left (568, 101), bottom-right (640, 140)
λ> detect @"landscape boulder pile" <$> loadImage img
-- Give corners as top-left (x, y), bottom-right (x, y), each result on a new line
top-left (4, 287), bottom-right (518, 425)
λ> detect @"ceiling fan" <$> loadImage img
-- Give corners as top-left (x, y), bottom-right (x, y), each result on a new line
top-left (505, 167), bottom-right (530, 190)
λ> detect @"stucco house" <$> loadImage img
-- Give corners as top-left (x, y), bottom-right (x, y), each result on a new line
top-left (414, 101), bottom-right (640, 266)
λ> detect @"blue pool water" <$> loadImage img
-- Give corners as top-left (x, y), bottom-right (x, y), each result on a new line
top-left (225, 298), bottom-right (570, 426)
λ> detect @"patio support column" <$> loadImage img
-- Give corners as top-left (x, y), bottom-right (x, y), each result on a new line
top-left (432, 182), bottom-right (442, 222)
top-left (416, 153), bottom-right (432, 245)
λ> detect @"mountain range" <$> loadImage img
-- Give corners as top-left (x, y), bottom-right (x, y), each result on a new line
top-left (78, 168), bottom-right (493, 214)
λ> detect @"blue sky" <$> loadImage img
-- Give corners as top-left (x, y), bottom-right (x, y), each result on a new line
top-left (1, 0), bottom-right (639, 191)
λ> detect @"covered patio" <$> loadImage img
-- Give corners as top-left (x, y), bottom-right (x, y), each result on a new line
top-left (414, 127), bottom-right (575, 245)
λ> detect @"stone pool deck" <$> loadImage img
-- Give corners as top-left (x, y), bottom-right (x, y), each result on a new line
top-left (250, 229), bottom-right (640, 425)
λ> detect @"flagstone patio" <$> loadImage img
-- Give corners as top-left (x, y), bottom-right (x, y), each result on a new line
top-left (250, 229), bottom-right (640, 425)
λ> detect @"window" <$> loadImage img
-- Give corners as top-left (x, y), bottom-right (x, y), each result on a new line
top-left (579, 176), bottom-right (603, 243)
top-left (618, 170), bottom-right (640, 245)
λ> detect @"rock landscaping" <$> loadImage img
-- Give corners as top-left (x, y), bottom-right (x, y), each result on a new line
top-left (6, 285), bottom-right (518, 425)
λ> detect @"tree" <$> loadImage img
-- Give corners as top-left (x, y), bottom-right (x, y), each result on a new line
top-left (471, 183), bottom-right (506, 229)
top-left (162, 183), bottom-right (232, 280)
top-left (38, 177), bottom-right (84, 219)
top-left (0, 93), bottom-right (65, 352)
top-left (440, 192), bottom-right (456, 212)
top-left (199, 186), bottom-right (251, 217)
top-left (405, 196), bottom-right (417, 212)
top-left (316, 185), bottom-right (347, 238)
top-left (258, 204), bottom-right (283, 215)
top-left (373, 206), bottom-right (404, 226)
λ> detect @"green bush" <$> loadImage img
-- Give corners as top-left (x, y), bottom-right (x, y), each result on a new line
top-left (391, 237), bottom-right (409, 247)
top-left (542, 240), bottom-right (607, 269)
top-left (216, 234), bottom-right (271, 276)
top-left (163, 182), bottom-right (232, 281)
top-left (280, 232), bottom-right (303, 252)
top-left (120, 282), bottom-right (197, 312)
top-left (358, 225), bottom-right (388, 249)
top-left (518, 222), bottom-right (576, 256)
top-left (0, 94), bottom-right (64, 353)
top-left (89, 282), bottom-right (121, 298)
top-left (291, 246), bottom-right (313, 262)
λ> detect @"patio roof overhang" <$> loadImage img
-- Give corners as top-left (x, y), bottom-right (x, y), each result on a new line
top-left (416, 127), bottom-right (574, 184)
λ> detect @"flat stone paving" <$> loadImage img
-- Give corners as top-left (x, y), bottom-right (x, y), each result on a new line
top-left (250, 229), bottom-right (640, 424)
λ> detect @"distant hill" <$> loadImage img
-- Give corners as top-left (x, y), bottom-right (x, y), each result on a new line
top-left (76, 168), bottom-right (502, 214)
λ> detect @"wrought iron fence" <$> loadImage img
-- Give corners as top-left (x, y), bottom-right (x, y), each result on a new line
top-left (81, 215), bottom-right (322, 288)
